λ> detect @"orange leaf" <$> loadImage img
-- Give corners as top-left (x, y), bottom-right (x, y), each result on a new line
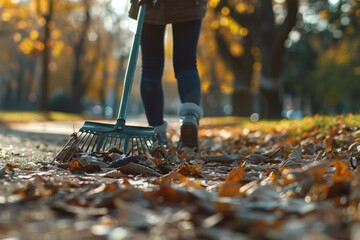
top-left (218, 182), bottom-right (245, 197)
top-left (218, 165), bottom-right (247, 197)
top-left (333, 160), bottom-right (355, 181)
top-left (69, 159), bottom-right (101, 174)
top-left (5, 163), bottom-right (17, 169)
top-left (154, 171), bottom-right (188, 185)
top-left (69, 159), bottom-right (84, 174)
top-left (224, 164), bottom-right (245, 183)
top-left (176, 163), bottom-right (202, 177)
top-left (147, 184), bottom-right (195, 203)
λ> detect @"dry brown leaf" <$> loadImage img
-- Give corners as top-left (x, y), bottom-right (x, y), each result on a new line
top-left (154, 171), bottom-right (188, 185)
top-left (147, 184), bottom-right (196, 204)
top-left (224, 164), bottom-right (245, 183)
top-left (332, 160), bottom-right (355, 181)
top-left (218, 182), bottom-right (246, 197)
top-left (177, 163), bottom-right (202, 177)
top-left (69, 159), bottom-right (101, 174)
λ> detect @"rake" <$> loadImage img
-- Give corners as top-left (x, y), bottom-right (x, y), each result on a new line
top-left (53, 5), bottom-right (154, 163)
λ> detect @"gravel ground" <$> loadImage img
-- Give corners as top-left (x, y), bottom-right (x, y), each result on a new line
top-left (2, 118), bottom-right (358, 240)
top-left (0, 119), bottom-right (181, 240)
top-left (0, 124), bottom-right (86, 239)
top-left (0, 127), bottom-right (67, 166)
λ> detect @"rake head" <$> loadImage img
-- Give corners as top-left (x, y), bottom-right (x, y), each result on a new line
top-left (53, 121), bottom-right (154, 163)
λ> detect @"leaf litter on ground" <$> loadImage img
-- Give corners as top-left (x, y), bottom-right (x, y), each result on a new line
top-left (0, 114), bottom-right (360, 239)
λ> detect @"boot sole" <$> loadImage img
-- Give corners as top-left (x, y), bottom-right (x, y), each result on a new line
top-left (180, 122), bottom-right (198, 148)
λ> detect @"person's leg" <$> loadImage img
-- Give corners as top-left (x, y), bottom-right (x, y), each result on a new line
top-left (172, 20), bottom-right (203, 149)
top-left (140, 23), bottom-right (168, 145)
top-left (140, 23), bottom-right (166, 126)
top-left (172, 19), bottom-right (202, 104)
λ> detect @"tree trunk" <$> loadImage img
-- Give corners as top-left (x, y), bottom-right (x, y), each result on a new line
top-left (39, 0), bottom-right (54, 113)
top-left (3, 79), bottom-right (13, 109)
top-left (15, 54), bottom-right (35, 109)
top-left (70, 0), bottom-right (91, 113)
top-left (100, 52), bottom-right (109, 117)
top-left (215, 29), bottom-right (254, 116)
top-left (202, 58), bottom-right (223, 117)
top-left (213, 0), bottom-right (298, 119)
top-left (254, 0), bottom-right (298, 118)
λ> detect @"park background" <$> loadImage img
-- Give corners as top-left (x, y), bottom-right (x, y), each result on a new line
top-left (0, 0), bottom-right (359, 121)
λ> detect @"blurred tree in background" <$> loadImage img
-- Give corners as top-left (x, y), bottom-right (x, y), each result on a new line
top-left (282, 0), bottom-right (360, 115)
top-left (0, 0), bottom-right (359, 118)
top-left (0, 0), bottom-right (133, 117)
top-left (201, 0), bottom-right (359, 118)
top-left (203, 0), bottom-right (298, 118)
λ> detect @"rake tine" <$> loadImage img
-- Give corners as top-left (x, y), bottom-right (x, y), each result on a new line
top-left (115, 137), bottom-right (120, 149)
top-left (76, 131), bottom-right (87, 144)
top-left (142, 137), bottom-right (151, 152)
top-left (135, 138), bottom-right (142, 155)
top-left (94, 134), bottom-right (102, 152)
top-left (119, 138), bottom-right (124, 153)
top-left (141, 137), bottom-right (148, 154)
top-left (95, 134), bottom-right (108, 152)
top-left (131, 137), bottom-right (135, 155)
top-left (144, 138), bottom-right (151, 152)
top-left (128, 138), bottom-right (133, 155)
top-left (52, 132), bottom-right (84, 164)
top-left (114, 137), bottom-right (121, 152)
top-left (143, 138), bottom-right (149, 153)
top-left (84, 133), bottom-right (97, 152)
top-left (79, 132), bottom-right (92, 150)
top-left (111, 136), bottom-right (117, 148)
top-left (52, 143), bottom-right (71, 164)
top-left (124, 137), bottom-right (129, 155)
top-left (140, 138), bottom-right (145, 154)
top-left (134, 138), bottom-right (138, 155)
top-left (105, 136), bottom-right (114, 151)
top-left (69, 132), bottom-right (90, 159)
top-left (137, 138), bottom-right (142, 155)
top-left (106, 136), bottom-right (116, 151)
top-left (140, 137), bottom-right (149, 153)
top-left (133, 141), bottom-right (137, 155)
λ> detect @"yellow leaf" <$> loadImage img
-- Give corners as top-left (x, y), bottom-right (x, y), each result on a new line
top-left (52, 41), bottom-right (65, 57)
top-left (230, 42), bottom-right (244, 56)
top-left (13, 32), bottom-right (22, 42)
top-left (1, 12), bottom-right (11, 21)
top-left (30, 29), bottom-right (39, 40)
top-left (51, 29), bottom-right (62, 39)
top-left (235, 3), bottom-right (247, 13)
top-left (18, 37), bottom-right (34, 55)
top-left (319, 10), bottom-right (329, 19)
top-left (221, 7), bottom-right (230, 16)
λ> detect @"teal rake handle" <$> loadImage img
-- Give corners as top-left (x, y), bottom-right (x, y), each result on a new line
top-left (116, 4), bottom-right (146, 128)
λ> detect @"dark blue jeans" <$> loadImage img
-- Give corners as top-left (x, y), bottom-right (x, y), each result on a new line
top-left (140, 19), bottom-right (202, 127)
